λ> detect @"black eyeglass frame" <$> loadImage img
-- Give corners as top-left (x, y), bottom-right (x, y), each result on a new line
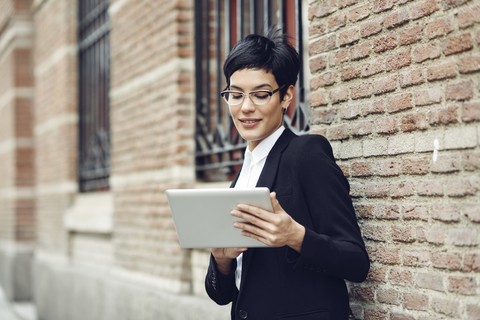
top-left (220, 84), bottom-right (286, 106)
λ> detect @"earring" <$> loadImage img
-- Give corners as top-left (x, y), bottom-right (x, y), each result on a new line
top-left (283, 107), bottom-right (288, 114)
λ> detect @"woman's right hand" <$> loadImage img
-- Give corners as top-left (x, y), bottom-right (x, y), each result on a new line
top-left (211, 248), bottom-right (247, 274)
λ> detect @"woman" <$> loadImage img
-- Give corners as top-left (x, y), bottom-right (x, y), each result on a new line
top-left (205, 29), bottom-right (370, 320)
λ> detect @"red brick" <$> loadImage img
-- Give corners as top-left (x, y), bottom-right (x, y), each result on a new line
top-left (464, 253), bottom-right (480, 272)
top-left (463, 152), bottom-right (480, 170)
top-left (385, 8), bottom-right (410, 29)
top-left (432, 251), bottom-right (462, 270)
top-left (476, 30), bottom-right (480, 45)
top-left (446, 80), bottom-right (474, 101)
top-left (309, 55), bottom-right (327, 73)
top-left (362, 57), bottom-right (384, 77)
top-left (450, 227), bottom-right (479, 246)
top-left (339, 0), bottom-right (358, 9)
top-left (376, 159), bottom-right (400, 176)
top-left (375, 116), bottom-right (398, 134)
top-left (351, 120), bottom-right (373, 136)
top-left (431, 153), bottom-right (460, 173)
top-left (363, 99), bottom-right (385, 115)
top-left (351, 82), bottom-right (372, 99)
top-left (399, 25), bottom-right (424, 45)
top-left (417, 179), bottom-right (443, 196)
top-left (389, 269), bottom-right (414, 287)
top-left (402, 158), bottom-right (429, 175)
top-left (403, 292), bottom-right (429, 311)
top-left (330, 86), bottom-right (349, 104)
top-left (458, 5), bottom-right (480, 28)
top-left (309, 35), bottom-right (337, 55)
top-left (415, 86), bottom-right (442, 106)
top-left (328, 12), bottom-right (347, 31)
top-left (413, 42), bottom-right (441, 63)
top-left (352, 285), bottom-right (375, 302)
top-left (365, 308), bottom-right (388, 320)
top-left (374, 34), bottom-right (397, 53)
top-left (310, 71), bottom-right (337, 90)
top-left (327, 124), bottom-right (349, 140)
top-left (387, 93), bottom-right (412, 113)
top-left (432, 297), bottom-right (460, 317)
top-left (377, 288), bottom-right (401, 305)
top-left (442, 0), bottom-right (471, 10)
top-left (427, 61), bottom-right (456, 81)
top-left (349, 182), bottom-right (363, 196)
top-left (348, 4), bottom-right (370, 22)
top-left (309, 22), bottom-right (327, 38)
top-left (362, 224), bottom-right (390, 242)
top-left (416, 272), bottom-right (445, 291)
top-left (310, 108), bottom-right (337, 124)
top-left (401, 112), bottom-right (427, 132)
top-left (443, 33), bottom-right (474, 56)
top-left (432, 203), bottom-right (460, 222)
top-left (338, 27), bottom-right (360, 46)
top-left (366, 265), bottom-right (388, 281)
top-left (355, 203), bottom-right (374, 218)
top-left (386, 49), bottom-right (411, 71)
top-left (361, 17), bottom-right (383, 38)
top-left (308, 0), bottom-right (337, 19)
top-left (329, 48), bottom-right (349, 66)
top-left (373, 0), bottom-right (394, 13)
top-left (373, 74), bottom-right (397, 95)
top-left (352, 161), bottom-right (374, 176)
top-left (459, 55), bottom-right (480, 74)
top-left (446, 177), bottom-right (478, 197)
top-left (403, 248), bottom-right (430, 265)
top-left (309, 91), bottom-right (327, 107)
top-left (350, 41), bottom-right (371, 61)
top-left (391, 312), bottom-right (415, 320)
top-left (366, 182), bottom-right (389, 197)
top-left (448, 276), bottom-right (477, 295)
top-left (339, 104), bottom-right (360, 119)
top-left (392, 225), bottom-right (415, 242)
top-left (377, 246), bottom-right (401, 264)
top-left (426, 15), bottom-right (454, 39)
top-left (399, 69), bottom-right (424, 87)
top-left (375, 204), bottom-right (400, 219)
top-left (411, 0), bottom-right (438, 20)
top-left (341, 65), bottom-right (361, 81)
top-left (428, 105), bottom-right (458, 125)
top-left (467, 304), bottom-right (480, 320)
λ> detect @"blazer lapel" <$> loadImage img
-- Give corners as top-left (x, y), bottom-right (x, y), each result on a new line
top-left (239, 128), bottom-right (297, 292)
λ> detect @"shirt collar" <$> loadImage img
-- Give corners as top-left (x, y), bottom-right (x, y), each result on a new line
top-left (245, 126), bottom-right (285, 164)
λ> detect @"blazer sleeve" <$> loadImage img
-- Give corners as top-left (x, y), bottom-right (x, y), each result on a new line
top-left (284, 135), bottom-right (370, 283)
top-left (205, 253), bottom-right (237, 305)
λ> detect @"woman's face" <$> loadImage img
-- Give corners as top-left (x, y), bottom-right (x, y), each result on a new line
top-left (228, 69), bottom-right (293, 151)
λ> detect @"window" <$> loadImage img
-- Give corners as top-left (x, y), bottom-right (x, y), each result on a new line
top-left (78, 0), bottom-right (111, 192)
top-left (194, 0), bottom-right (310, 182)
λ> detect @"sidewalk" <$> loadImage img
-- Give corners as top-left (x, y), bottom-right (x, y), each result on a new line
top-left (0, 287), bottom-right (37, 320)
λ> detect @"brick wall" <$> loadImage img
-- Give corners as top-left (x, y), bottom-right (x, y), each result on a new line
top-left (33, 0), bottom-right (78, 253)
top-left (109, 0), bottom-right (195, 290)
top-left (0, 0), bottom-right (35, 243)
top-left (308, 0), bottom-right (479, 318)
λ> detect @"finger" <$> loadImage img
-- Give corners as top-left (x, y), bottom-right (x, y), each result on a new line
top-left (270, 192), bottom-right (285, 213)
top-left (232, 209), bottom-right (271, 229)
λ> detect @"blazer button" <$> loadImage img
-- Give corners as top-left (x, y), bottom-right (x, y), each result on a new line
top-left (239, 309), bottom-right (248, 319)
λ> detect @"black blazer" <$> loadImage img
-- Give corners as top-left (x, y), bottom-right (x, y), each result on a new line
top-left (205, 128), bottom-right (370, 320)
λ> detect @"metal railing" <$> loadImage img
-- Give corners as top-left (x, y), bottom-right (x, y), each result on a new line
top-left (78, 0), bottom-right (111, 192)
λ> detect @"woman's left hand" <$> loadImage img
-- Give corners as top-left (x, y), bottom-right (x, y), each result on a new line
top-left (231, 192), bottom-right (305, 253)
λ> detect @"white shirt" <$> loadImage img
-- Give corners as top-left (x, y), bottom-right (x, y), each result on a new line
top-left (234, 126), bottom-right (285, 290)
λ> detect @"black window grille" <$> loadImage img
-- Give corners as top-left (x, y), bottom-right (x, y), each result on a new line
top-left (195, 0), bottom-right (310, 182)
top-left (78, 0), bottom-right (111, 192)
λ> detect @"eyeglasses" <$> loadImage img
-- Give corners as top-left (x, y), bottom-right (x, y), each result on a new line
top-left (220, 85), bottom-right (285, 106)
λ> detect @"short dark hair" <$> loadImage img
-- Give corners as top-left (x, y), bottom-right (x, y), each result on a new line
top-left (223, 28), bottom-right (300, 100)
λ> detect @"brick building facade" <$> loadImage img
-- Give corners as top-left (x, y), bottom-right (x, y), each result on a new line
top-left (0, 0), bottom-right (478, 319)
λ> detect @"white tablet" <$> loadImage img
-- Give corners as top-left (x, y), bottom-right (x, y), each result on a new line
top-left (166, 188), bottom-right (273, 248)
